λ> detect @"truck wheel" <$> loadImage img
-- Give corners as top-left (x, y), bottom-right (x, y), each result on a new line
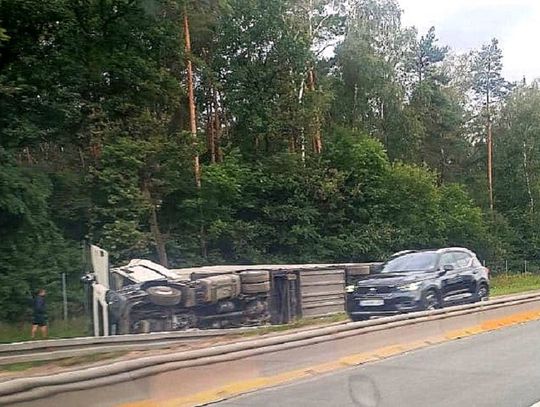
top-left (240, 270), bottom-right (270, 284)
top-left (146, 286), bottom-right (182, 306)
top-left (241, 281), bottom-right (271, 294)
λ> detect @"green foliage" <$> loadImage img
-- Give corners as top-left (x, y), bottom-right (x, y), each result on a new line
top-left (412, 26), bottom-right (449, 84)
top-left (493, 83), bottom-right (540, 259)
top-left (471, 38), bottom-right (510, 106)
top-left (0, 150), bottom-right (80, 321)
top-left (0, 0), bottom-right (533, 323)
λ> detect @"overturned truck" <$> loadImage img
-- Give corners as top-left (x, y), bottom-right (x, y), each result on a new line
top-left (86, 245), bottom-right (371, 335)
top-left (111, 268), bottom-right (270, 333)
top-left (86, 248), bottom-right (271, 334)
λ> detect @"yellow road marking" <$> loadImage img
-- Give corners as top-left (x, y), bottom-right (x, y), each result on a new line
top-left (118, 308), bottom-right (540, 407)
top-left (339, 352), bottom-right (379, 366)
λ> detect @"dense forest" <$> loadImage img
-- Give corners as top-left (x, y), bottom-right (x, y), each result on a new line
top-left (1, 0), bottom-right (539, 320)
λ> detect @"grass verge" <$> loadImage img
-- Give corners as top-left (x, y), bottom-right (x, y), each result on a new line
top-left (0, 351), bottom-right (128, 373)
top-left (0, 317), bottom-right (89, 344)
top-left (239, 312), bottom-right (349, 337)
top-left (490, 272), bottom-right (540, 297)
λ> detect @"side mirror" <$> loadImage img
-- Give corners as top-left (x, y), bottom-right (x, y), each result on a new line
top-left (369, 263), bottom-right (383, 274)
top-left (81, 274), bottom-right (96, 284)
top-left (443, 264), bottom-right (454, 272)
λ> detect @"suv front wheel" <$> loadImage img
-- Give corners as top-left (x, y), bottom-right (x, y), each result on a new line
top-left (422, 290), bottom-right (440, 311)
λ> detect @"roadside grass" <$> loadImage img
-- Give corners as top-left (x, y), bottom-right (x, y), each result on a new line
top-left (490, 272), bottom-right (540, 297)
top-left (239, 312), bottom-right (349, 337)
top-left (0, 351), bottom-right (128, 373)
top-left (0, 360), bottom-right (50, 372)
top-left (0, 316), bottom-right (89, 344)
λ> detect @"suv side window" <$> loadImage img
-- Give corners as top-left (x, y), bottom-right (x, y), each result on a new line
top-left (439, 253), bottom-right (457, 269)
top-left (471, 256), bottom-right (482, 267)
top-left (454, 252), bottom-right (472, 269)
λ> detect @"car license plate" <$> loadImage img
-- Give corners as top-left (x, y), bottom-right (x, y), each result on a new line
top-left (359, 299), bottom-right (384, 306)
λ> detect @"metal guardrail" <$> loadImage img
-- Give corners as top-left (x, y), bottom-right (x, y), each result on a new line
top-left (0, 327), bottom-right (261, 366)
top-left (2, 290), bottom-right (540, 406)
top-left (1, 290), bottom-right (539, 367)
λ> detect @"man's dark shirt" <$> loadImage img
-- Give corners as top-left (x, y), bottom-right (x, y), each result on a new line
top-left (33, 296), bottom-right (46, 315)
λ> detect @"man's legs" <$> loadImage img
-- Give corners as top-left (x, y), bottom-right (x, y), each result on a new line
top-left (31, 324), bottom-right (38, 339)
top-left (40, 325), bottom-right (48, 339)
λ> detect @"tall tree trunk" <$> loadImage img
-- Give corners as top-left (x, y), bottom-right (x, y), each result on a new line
top-left (297, 77), bottom-right (305, 161)
top-left (487, 119), bottom-right (494, 211)
top-left (439, 146), bottom-right (446, 185)
top-left (214, 88), bottom-right (223, 163)
top-left (211, 87), bottom-right (222, 163)
top-left (308, 67), bottom-right (322, 154)
top-left (142, 183), bottom-right (168, 267)
top-left (183, 7), bottom-right (206, 259)
top-left (183, 8), bottom-right (201, 189)
top-left (523, 140), bottom-right (534, 214)
top-left (486, 81), bottom-right (494, 211)
top-left (306, 0), bottom-right (322, 155)
top-left (205, 97), bottom-right (216, 164)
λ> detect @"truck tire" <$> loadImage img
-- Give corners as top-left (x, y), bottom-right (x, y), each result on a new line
top-left (146, 286), bottom-right (182, 306)
top-left (241, 281), bottom-right (271, 294)
top-left (239, 270), bottom-right (270, 284)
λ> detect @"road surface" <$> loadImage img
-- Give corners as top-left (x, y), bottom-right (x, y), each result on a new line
top-left (215, 319), bottom-right (540, 407)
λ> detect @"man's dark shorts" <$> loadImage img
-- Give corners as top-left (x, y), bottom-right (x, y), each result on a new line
top-left (32, 314), bottom-right (48, 326)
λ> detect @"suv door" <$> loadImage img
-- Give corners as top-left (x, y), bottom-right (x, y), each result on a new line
top-left (454, 251), bottom-right (479, 295)
top-left (438, 252), bottom-right (464, 301)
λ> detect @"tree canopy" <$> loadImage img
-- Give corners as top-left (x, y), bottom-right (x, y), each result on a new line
top-left (0, 0), bottom-right (535, 321)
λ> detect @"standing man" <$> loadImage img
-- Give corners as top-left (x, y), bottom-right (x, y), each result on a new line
top-left (31, 289), bottom-right (48, 339)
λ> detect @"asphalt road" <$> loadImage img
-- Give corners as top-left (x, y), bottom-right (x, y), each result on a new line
top-left (214, 319), bottom-right (540, 407)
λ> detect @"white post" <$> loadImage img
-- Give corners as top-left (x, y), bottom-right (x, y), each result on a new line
top-left (93, 284), bottom-right (109, 336)
top-left (102, 303), bottom-right (109, 336)
top-left (93, 291), bottom-right (99, 336)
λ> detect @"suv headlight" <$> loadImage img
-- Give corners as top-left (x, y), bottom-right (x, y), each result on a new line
top-left (398, 282), bottom-right (422, 291)
top-left (345, 285), bottom-right (356, 293)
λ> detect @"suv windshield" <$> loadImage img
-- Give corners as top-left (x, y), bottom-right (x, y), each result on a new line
top-left (381, 252), bottom-right (438, 273)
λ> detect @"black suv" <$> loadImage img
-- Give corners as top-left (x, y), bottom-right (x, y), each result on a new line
top-left (346, 248), bottom-right (490, 321)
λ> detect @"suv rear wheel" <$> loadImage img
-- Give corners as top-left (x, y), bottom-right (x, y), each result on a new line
top-left (476, 283), bottom-right (489, 302)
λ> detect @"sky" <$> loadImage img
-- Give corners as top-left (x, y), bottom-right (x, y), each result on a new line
top-left (398, 0), bottom-right (540, 81)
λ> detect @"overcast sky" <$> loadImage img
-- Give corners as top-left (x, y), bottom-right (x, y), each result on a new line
top-left (398, 0), bottom-right (539, 82)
